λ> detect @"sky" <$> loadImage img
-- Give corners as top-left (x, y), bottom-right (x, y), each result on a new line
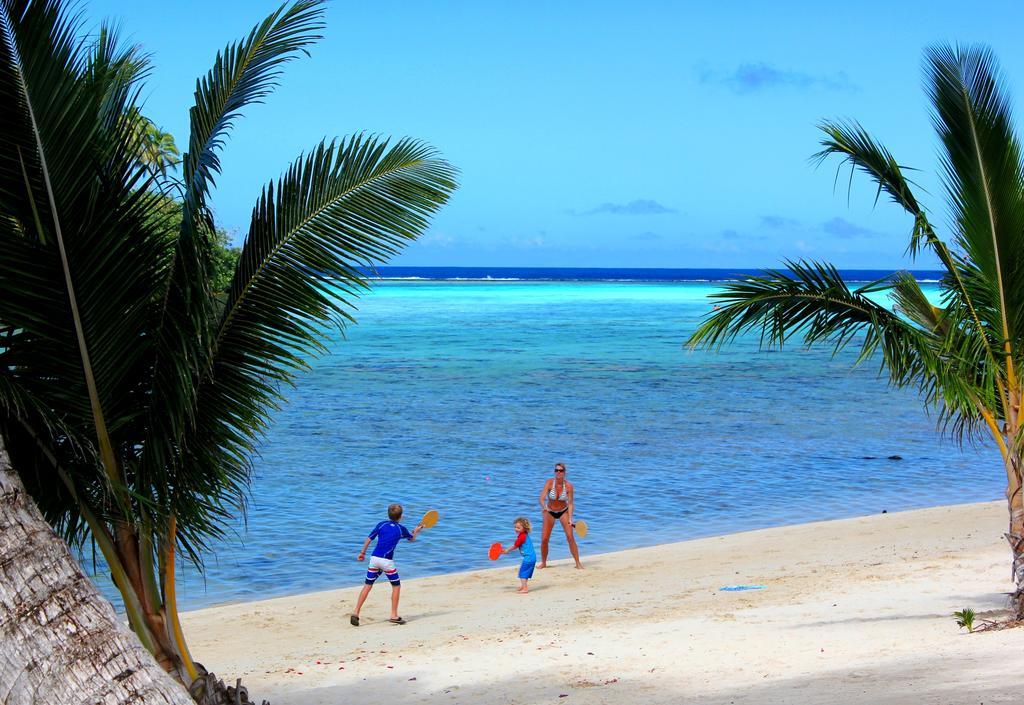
top-left (86, 0), bottom-right (1024, 269)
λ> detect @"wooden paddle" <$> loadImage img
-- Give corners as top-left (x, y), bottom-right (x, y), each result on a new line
top-left (420, 509), bottom-right (439, 529)
top-left (573, 519), bottom-right (588, 538)
top-left (488, 541), bottom-right (503, 560)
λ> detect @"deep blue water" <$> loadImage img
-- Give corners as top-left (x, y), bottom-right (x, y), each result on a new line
top-left (91, 270), bottom-right (998, 610)
top-left (362, 266), bottom-right (945, 282)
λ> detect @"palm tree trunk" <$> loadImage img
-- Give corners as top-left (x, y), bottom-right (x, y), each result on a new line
top-left (0, 436), bottom-right (193, 705)
top-left (1002, 389), bottom-right (1024, 618)
top-left (1008, 470), bottom-right (1024, 618)
top-left (112, 525), bottom-right (182, 674)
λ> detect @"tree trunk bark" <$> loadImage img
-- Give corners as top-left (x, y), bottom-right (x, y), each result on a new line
top-left (1002, 411), bottom-right (1024, 619)
top-left (0, 436), bottom-right (193, 705)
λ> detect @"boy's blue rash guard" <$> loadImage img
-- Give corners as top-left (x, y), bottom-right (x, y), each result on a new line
top-left (368, 521), bottom-right (413, 559)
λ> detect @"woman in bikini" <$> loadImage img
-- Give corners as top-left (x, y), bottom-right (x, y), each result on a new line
top-left (537, 462), bottom-right (583, 569)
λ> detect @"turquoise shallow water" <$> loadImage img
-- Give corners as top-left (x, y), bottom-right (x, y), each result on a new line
top-left (103, 280), bottom-right (999, 610)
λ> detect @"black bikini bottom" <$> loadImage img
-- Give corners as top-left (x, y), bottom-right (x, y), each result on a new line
top-left (548, 509), bottom-right (567, 520)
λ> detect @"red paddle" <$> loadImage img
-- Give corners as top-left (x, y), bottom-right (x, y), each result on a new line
top-left (488, 542), bottom-right (503, 560)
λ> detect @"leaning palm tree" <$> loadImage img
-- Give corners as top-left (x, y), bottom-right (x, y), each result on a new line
top-left (688, 44), bottom-right (1024, 617)
top-left (0, 0), bottom-right (456, 692)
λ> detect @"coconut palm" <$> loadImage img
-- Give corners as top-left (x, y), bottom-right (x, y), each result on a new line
top-left (130, 110), bottom-right (181, 176)
top-left (0, 0), bottom-right (457, 689)
top-left (687, 44), bottom-right (1024, 616)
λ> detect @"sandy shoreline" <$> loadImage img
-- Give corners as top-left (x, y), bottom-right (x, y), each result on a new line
top-left (183, 501), bottom-right (1023, 704)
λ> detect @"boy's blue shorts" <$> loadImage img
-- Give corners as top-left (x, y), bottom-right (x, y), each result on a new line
top-left (518, 560), bottom-right (536, 579)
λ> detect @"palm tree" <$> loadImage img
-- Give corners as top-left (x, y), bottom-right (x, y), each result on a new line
top-left (130, 109), bottom-right (181, 176)
top-left (687, 44), bottom-right (1024, 616)
top-left (0, 0), bottom-right (457, 689)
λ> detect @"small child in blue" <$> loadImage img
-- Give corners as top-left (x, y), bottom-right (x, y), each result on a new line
top-left (351, 503), bottom-right (422, 626)
top-left (501, 516), bottom-right (536, 593)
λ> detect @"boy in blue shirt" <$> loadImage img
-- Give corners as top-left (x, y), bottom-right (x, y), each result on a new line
top-left (351, 503), bottom-right (423, 626)
top-left (501, 516), bottom-right (536, 593)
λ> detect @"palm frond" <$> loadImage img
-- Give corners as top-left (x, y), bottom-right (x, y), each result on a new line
top-left (170, 136), bottom-right (457, 555)
top-left (815, 82), bottom-right (1007, 404)
top-left (691, 261), bottom-right (903, 358)
top-left (926, 44), bottom-right (1024, 355)
top-left (890, 272), bottom-right (1005, 425)
top-left (889, 272), bottom-right (943, 331)
top-left (815, 119), bottom-right (924, 216)
top-left (690, 261), bottom-right (931, 391)
top-left (688, 261), bottom-right (1005, 446)
top-left (0, 0), bottom-right (177, 516)
top-left (141, 0), bottom-right (327, 504)
top-left (814, 119), bottom-right (959, 269)
top-left (0, 0), bottom-right (88, 238)
top-left (181, 0), bottom-right (325, 212)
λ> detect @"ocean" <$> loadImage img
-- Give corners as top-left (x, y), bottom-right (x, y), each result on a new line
top-left (100, 268), bottom-right (1000, 610)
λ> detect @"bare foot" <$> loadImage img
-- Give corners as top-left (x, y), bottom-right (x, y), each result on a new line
top-left (538, 563), bottom-right (547, 569)
top-left (517, 589), bottom-right (529, 594)
top-left (575, 563), bottom-right (584, 569)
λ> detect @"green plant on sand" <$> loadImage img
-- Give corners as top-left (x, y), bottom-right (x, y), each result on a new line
top-left (688, 44), bottom-right (1024, 619)
top-left (0, 0), bottom-right (456, 690)
top-left (954, 607), bottom-right (976, 632)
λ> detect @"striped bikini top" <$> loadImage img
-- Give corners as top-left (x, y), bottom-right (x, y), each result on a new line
top-left (547, 480), bottom-right (568, 501)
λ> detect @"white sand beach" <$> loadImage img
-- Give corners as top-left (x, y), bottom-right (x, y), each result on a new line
top-left (183, 502), bottom-right (1023, 705)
